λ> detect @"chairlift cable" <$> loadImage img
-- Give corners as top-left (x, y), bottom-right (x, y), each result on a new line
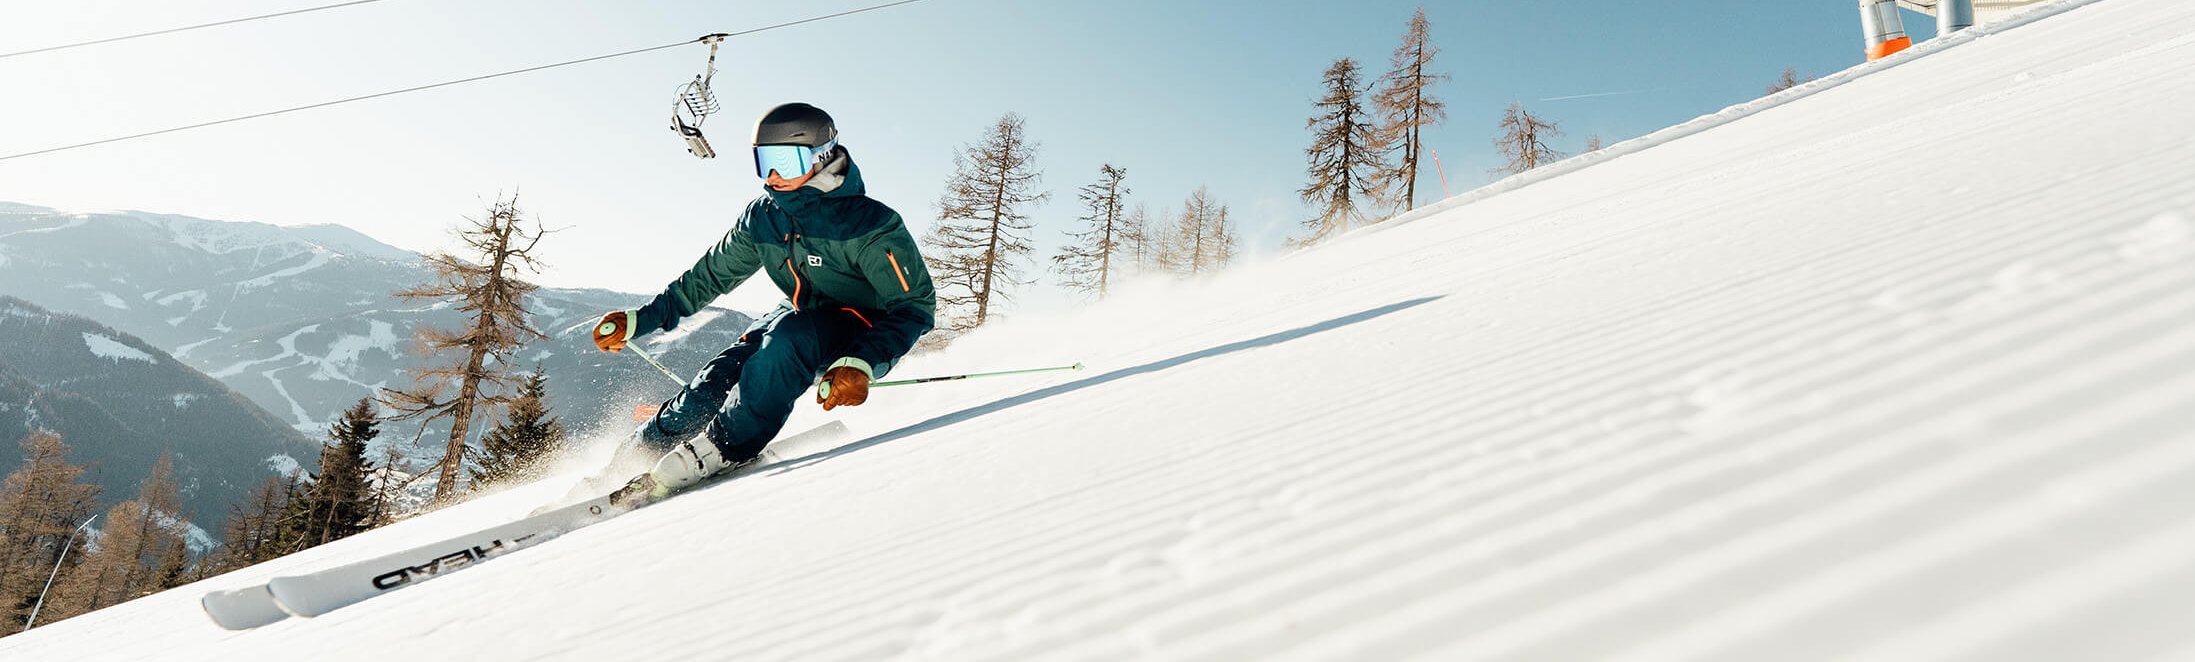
top-left (0, 0), bottom-right (931, 163)
top-left (0, 0), bottom-right (393, 61)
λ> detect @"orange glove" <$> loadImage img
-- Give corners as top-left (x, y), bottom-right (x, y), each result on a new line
top-left (592, 310), bottom-right (638, 353)
top-left (816, 361), bottom-right (871, 411)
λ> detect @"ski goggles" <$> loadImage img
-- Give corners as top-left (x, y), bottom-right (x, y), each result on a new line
top-left (753, 138), bottom-right (837, 180)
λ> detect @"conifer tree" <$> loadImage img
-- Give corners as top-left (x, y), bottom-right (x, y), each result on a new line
top-left (470, 370), bottom-right (565, 489)
top-left (1371, 7), bottom-right (1450, 211)
top-left (132, 455), bottom-right (187, 591)
top-left (47, 499), bottom-right (147, 618)
top-left (48, 455), bottom-right (188, 619)
top-left (383, 196), bottom-right (549, 502)
top-left (1492, 102), bottom-right (1565, 176)
top-left (924, 113), bottom-right (1048, 333)
top-left (295, 399), bottom-right (380, 545)
top-left (203, 475), bottom-right (296, 575)
top-left (1053, 164), bottom-right (1131, 299)
top-left (152, 543), bottom-right (189, 591)
top-left (0, 433), bottom-right (99, 628)
top-left (1299, 58), bottom-right (1386, 246)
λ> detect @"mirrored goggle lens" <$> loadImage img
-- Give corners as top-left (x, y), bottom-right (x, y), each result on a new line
top-left (753, 144), bottom-right (817, 179)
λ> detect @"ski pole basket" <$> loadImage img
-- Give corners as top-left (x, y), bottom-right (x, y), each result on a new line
top-left (671, 33), bottom-right (730, 159)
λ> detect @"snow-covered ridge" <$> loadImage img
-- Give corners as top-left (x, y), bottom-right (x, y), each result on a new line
top-left (0, 204), bottom-right (417, 263)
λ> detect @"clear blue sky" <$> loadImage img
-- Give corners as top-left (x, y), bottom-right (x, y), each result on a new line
top-left (0, 0), bottom-right (1936, 313)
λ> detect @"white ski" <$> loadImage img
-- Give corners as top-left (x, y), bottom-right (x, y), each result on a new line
top-left (202, 421), bottom-right (848, 629)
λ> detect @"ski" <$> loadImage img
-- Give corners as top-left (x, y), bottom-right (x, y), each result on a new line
top-left (202, 421), bottom-right (848, 629)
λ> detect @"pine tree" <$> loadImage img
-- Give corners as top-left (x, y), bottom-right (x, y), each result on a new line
top-left (152, 542), bottom-right (189, 591)
top-left (0, 433), bottom-right (99, 629)
top-left (1492, 102), bottom-right (1565, 176)
top-left (1052, 164), bottom-right (1131, 299)
top-left (295, 399), bottom-right (380, 545)
top-left (1370, 7), bottom-right (1449, 212)
top-left (1298, 58), bottom-right (1386, 246)
top-left (470, 370), bottom-right (565, 489)
top-left (202, 475), bottom-right (296, 575)
top-left (382, 196), bottom-right (550, 503)
top-left (924, 113), bottom-right (1048, 334)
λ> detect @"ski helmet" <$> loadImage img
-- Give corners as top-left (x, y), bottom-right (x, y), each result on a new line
top-left (753, 103), bottom-right (837, 147)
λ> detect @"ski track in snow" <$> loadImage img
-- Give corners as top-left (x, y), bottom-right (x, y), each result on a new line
top-left (235, 248), bottom-right (333, 290)
top-left (8, 0), bottom-right (2195, 659)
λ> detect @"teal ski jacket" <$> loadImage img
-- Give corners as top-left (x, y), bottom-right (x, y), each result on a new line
top-left (633, 153), bottom-right (936, 378)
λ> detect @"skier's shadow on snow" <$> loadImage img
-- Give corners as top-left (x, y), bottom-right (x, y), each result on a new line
top-left (769, 295), bottom-right (1443, 472)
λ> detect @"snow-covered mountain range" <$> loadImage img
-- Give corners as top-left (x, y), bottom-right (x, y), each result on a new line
top-left (0, 202), bottom-right (755, 474)
top-left (0, 297), bottom-right (310, 539)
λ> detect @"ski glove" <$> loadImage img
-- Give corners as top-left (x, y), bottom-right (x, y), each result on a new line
top-left (816, 358), bottom-right (873, 411)
top-left (592, 310), bottom-right (639, 353)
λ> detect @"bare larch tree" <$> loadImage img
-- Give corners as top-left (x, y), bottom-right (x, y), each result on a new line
top-left (0, 434), bottom-right (98, 626)
top-left (1371, 7), bottom-right (1449, 212)
top-left (1767, 66), bottom-right (1815, 95)
top-left (49, 454), bottom-right (186, 619)
top-left (0, 433), bottom-right (99, 628)
top-left (1120, 202), bottom-right (1154, 275)
top-left (1299, 58), bottom-right (1386, 246)
top-left (1053, 164), bottom-right (1131, 299)
top-left (1493, 102), bottom-right (1565, 176)
top-left (924, 113), bottom-right (1047, 333)
top-left (382, 196), bottom-right (548, 503)
top-left (1164, 187), bottom-right (1236, 276)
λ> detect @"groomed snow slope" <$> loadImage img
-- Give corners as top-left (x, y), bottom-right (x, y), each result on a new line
top-left (10, 0), bottom-right (2195, 658)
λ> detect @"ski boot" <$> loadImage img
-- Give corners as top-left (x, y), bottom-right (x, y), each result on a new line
top-left (642, 438), bottom-right (751, 498)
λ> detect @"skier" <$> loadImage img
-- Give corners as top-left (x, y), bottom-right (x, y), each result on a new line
top-left (591, 102), bottom-right (936, 493)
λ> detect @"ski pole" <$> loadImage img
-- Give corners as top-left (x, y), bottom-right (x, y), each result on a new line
top-left (599, 320), bottom-right (686, 387)
top-left (872, 362), bottom-right (1085, 389)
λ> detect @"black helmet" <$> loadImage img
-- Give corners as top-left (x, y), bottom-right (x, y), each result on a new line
top-left (753, 103), bottom-right (837, 147)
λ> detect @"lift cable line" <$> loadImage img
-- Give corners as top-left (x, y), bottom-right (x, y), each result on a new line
top-left (0, 0), bottom-right (394, 61)
top-left (0, 0), bottom-right (930, 164)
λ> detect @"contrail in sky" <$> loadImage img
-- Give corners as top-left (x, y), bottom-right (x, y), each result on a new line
top-left (1538, 86), bottom-right (1687, 102)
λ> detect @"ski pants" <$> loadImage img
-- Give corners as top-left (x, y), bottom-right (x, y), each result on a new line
top-left (637, 303), bottom-right (871, 461)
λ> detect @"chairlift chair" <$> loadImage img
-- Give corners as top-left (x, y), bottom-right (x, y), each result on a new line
top-left (672, 34), bottom-right (730, 159)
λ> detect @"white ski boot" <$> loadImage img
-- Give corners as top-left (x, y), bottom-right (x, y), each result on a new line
top-left (644, 438), bottom-right (747, 497)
